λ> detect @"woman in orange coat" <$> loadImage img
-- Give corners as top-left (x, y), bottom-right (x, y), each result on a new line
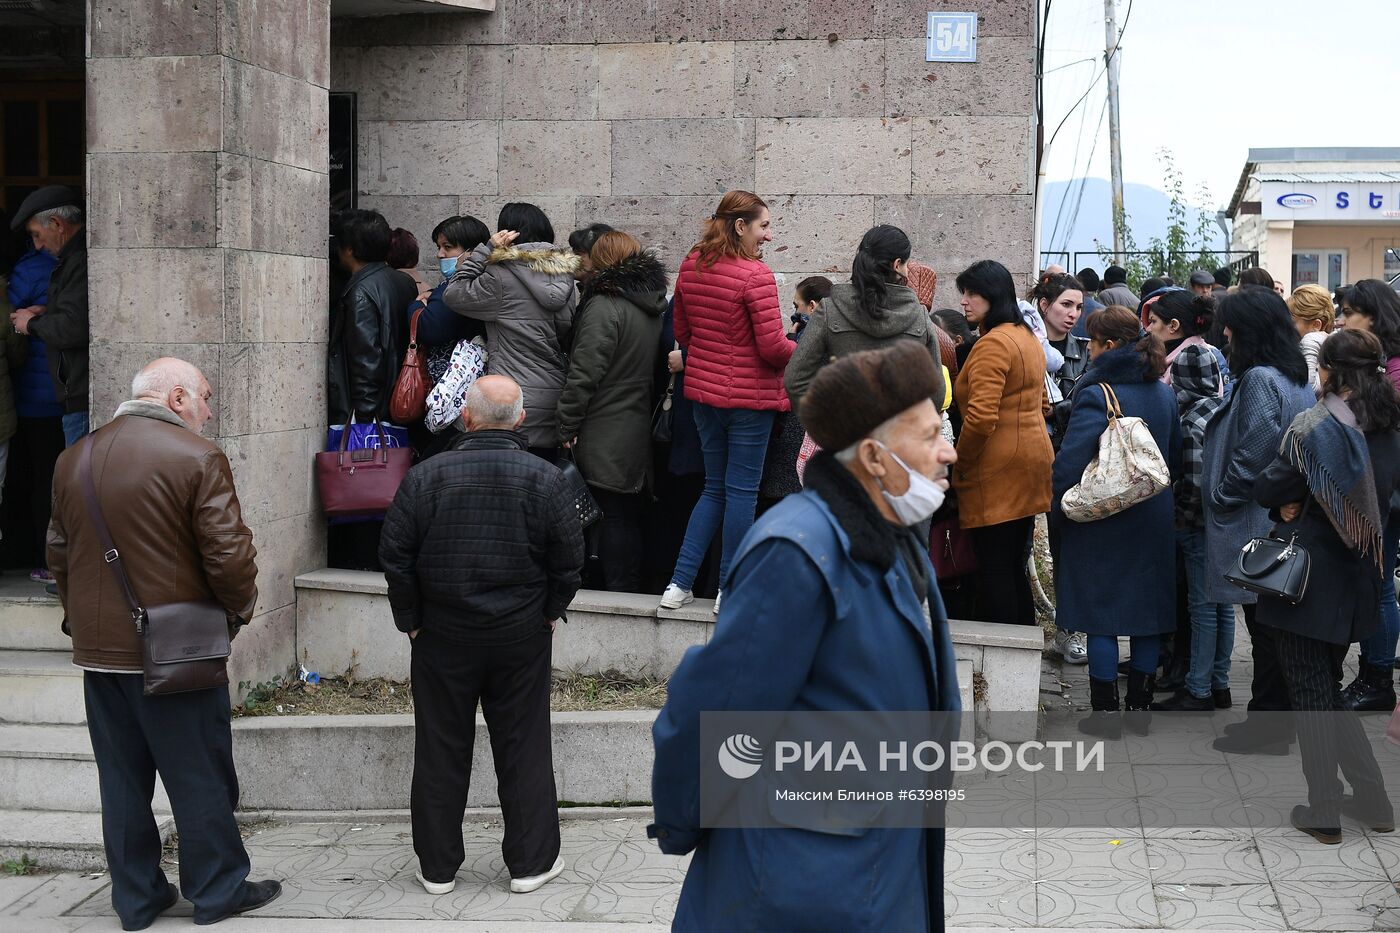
top-left (951, 260), bottom-right (1054, 626)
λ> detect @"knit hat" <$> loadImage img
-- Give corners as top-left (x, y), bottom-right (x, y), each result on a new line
top-left (799, 342), bottom-right (942, 453)
top-left (1103, 265), bottom-right (1128, 286)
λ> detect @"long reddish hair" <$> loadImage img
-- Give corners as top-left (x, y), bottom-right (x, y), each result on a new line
top-left (692, 190), bottom-right (767, 269)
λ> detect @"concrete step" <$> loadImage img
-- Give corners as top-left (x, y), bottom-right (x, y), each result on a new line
top-left (0, 650), bottom-right (85, 724)
top-left (0, 576), bottom-right (69, 651)
top-left (0, 723), bottom-right (171, 812)
top-left (0, 808), bottom-right (173, 872)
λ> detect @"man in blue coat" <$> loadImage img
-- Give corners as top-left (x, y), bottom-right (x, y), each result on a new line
top-left (650, 341), bottom-right (961, 932)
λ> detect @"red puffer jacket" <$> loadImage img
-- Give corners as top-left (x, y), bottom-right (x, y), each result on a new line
top-left (672, 251), bottom-right (794, 412)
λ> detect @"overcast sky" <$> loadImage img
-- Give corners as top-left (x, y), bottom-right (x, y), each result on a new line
top-left (1041, 0), bottom-right (1398, 211)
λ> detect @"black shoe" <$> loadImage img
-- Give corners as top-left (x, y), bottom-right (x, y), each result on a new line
top-left (122, 882), bottom-right (179, 931)
top-left (1152, 689), bottom-right (1214, 712)
top-left (1290, 804), bottom-right (1342, 844)
top-left (44, 582), bottom-right (58, 597)
top-left (1124, 668), bottom-right (1156, 735)
top-left (1340, 794), bottom-right (1396, 833)
top-left (1343, 659), bottom-right (1397, 713)
top-left (1154, 657), bottom-right (1188, 693)
top-left (194, 880), bottom-right (282, 926)
top-left (1213, 688), bottom-right (1232, 709)
top-left (1212, 731), bottom-right (1292, 756)
top-left (1079, 676), bottom-right (1122, 739)
top-left (1117, 659), bottom-right (1131, 677)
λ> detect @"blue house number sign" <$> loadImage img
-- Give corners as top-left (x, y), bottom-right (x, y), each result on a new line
top-left (927, 12), bottom-right (978, 62)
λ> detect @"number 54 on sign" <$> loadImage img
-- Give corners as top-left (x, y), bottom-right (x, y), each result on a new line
top-left (926, 12), bottom-right (978, 62)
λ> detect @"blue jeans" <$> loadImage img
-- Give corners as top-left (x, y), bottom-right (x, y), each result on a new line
top-left (1087, 634), bottom-right (1159, 682)
top-left (62, 411), bottom-right (89, 447)
top-left (1360, 516), bottom-right (1400, 667)
top-left (670, 403), bottom-right (775, 591)
top-left (1178, 527), bottom-right (1236, 697)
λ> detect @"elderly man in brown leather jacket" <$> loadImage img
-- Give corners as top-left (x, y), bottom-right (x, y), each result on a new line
top-left (48, 357), bottom-right (281, 930)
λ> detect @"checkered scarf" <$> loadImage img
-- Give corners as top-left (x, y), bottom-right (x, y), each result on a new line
top-left (1172, 345), bottom-right (1226, 528)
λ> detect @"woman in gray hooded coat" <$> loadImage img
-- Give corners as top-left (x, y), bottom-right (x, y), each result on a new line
top-left (783, 225), bottom-right (943, 411)
top-left (444, 203), bottom-right (579, 458)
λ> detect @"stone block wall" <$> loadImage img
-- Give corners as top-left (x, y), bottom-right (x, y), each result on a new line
top-left (332, 0), bottom-right (1036, 308)
top-left (87, 0), bottom-right (333, 694)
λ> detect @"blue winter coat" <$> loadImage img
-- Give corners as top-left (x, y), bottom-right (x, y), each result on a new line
top-left (6, 249), bottom-right (61, 419)
top-left (1200, 365), bottom-right (1315, 604)
top-left (650, 471), bottom-right (961, 932)
top-left (1051, 347), bottom-right (1183, 637)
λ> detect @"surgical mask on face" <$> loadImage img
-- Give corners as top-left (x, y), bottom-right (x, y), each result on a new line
top-left (874, 441), bottom-right (946, 525)
top-left (439, 256), bottom-right (459, 277)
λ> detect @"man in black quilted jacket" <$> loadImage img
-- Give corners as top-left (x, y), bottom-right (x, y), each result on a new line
top-left (379, 374), bottom-right (584, 897)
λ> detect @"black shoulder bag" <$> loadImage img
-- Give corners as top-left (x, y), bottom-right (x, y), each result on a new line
top-left (1224, 498), bottom-right (1313, 604)
top-left (79, 432), bottom-right (233, 696)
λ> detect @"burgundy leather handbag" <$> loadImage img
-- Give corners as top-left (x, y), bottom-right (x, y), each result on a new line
top-left (316, 419), bottom-right (413, 518)
top-left (929, 516), bottom-right (978, 580)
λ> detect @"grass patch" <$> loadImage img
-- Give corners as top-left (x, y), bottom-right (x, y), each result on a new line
top-left (3, 855), bottom-right (38, 876)
top-left (233, 669), bottom-right (668, 718)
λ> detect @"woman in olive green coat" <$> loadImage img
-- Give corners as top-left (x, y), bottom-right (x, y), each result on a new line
top-left (556, 231), bottom-right (667, 592)
top-left (783, 225), bottom-right (943, 412)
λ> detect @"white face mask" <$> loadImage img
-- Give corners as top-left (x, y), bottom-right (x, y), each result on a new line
top-left (874, 441), bottom-right (946, 525)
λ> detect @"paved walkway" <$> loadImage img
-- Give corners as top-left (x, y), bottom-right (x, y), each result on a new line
top-left (5, 803), bottom-right (1400, 932)
top-left (8, 629), bottom-right (1400, 931)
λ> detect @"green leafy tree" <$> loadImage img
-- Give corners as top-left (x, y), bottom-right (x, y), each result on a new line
top-left (1098, 150), bottom-right (1220, 292)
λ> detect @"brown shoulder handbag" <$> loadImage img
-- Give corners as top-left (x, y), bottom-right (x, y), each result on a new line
top-left (390, 306), bottom-right (429, 423)
top-left (79, 433), bottom-right (232, 696)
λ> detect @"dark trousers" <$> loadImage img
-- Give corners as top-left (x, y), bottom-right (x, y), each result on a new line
top-left (969, 516), bottom-right (1036, 626)
top-left (410, 630), bottom-right (559, 882)
top-left (328, 520), bottom-right (383, 572)
top-left (1243, 603), bottom-right (1294, 716)
top-left (1272, 627), bottom-right (1389, 824)
top-left (591, 488), bottom-right (644, 592)
top-left (83, 672), bottom-right (249, 928)
top-left (2, 416), bottom-right (63, 567)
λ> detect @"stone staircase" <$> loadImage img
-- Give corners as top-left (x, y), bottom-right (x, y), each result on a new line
top-left (0, 576), bottom-right (173, 870)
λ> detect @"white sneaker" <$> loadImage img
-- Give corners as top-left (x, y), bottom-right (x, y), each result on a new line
top-left (415, 870), bottom-right (456, 895)
top-left (1053, 630), bottom-right (1089, 665)
top-left (712, 590), bottom-right (722, 615)
top-left (510, 854), bottom-right (565, 894)
top-left (659, 584), bottom-right (693, 610)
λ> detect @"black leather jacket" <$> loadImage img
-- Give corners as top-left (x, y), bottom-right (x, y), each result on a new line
top-left (328, 262), bottom-right (417, 423)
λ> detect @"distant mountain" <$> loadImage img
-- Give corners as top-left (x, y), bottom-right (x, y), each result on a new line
top-left (1039, 178), bottom-right (1226, 268)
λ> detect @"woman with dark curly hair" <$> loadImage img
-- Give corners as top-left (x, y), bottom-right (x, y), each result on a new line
top-left (1251, 328), bottom-right (1400, 843)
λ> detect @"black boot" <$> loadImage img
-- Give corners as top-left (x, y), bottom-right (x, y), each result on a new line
top-left (1155, 655), bottom-right (1188, 693)
top-left (1079, 677), bottom-right (1121, 739)
top-left (1343, 659), bottom-right (1397, 713)
top-left (1340, 659), bottom-right (1372, 708)
top-left (1341, 793), bottom-right (1396, 833)
top-left (1152, 688), bottom-right (1213, 712)
top-left (1213, 687), bottom-right (1233, 709)
top-left (1124, 669), bottom-right (1155, 735)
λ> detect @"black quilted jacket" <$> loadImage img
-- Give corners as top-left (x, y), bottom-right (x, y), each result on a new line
top-left (378, 429), bottom-right (585, 644)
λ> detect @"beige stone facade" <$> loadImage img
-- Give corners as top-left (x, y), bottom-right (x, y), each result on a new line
top-left (332, 0), bottom-right (1038, 308)
top-left (67, 0), bottom-right (1036, 691)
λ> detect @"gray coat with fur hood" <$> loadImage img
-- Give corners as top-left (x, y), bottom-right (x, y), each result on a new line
top-left (445, 242), bottom-right (580, 448)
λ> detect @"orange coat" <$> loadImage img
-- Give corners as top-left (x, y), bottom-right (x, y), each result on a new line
top-left (952, 323), bottom-right (1054, 528)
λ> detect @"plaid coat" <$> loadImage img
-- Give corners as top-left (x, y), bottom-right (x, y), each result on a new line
top-left (1172, 345), bottom-right (1226, 529)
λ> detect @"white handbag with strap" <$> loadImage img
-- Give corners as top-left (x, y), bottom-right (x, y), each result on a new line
top-left (1060, 384), bottom-right (1170, 522)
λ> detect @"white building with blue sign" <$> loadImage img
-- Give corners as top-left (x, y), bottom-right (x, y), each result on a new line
top-left (1228, 147), bottom-right (1400, 292)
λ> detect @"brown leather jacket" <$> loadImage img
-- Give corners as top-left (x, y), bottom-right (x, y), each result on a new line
top-left (48, 403), bottom-right (258, 671)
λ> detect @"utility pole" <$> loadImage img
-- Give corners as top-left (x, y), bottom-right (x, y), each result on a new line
top-left (1104, 0), bottom-right (1126, 260)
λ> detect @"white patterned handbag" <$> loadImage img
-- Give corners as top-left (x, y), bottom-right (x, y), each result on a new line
top-left (424, 337), bottom-right (488, 433)
top-left (1060, 384), bottom-right (1170, 523)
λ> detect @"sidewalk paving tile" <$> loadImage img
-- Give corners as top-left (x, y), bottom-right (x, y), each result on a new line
top-left (1035, 879), bottom-right (1159, 927)
top-left (1140, 836), bottom-right (1266, 885)
top-left (1034, 835), bottom-right (1153, 882)
top-left (1154, 883), bottom-right (1286, 930)
top-left (1253, 832), bottom-right (1389, 884)
top-left (1273, 880), bottom-right (1400, 931)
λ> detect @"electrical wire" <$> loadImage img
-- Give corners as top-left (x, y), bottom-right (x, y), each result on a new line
top-left (1046, 87), bottom-right (1095, 252)
top-left (1045, 0), bottom-right (1134, 153)
top-left (1058, 96), bottom-right (1110, 256)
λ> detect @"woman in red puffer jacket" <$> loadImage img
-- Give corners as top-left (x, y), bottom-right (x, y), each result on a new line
top-left (659, 191), bottom-right (795, 614)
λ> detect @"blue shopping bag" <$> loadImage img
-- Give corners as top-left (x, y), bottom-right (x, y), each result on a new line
top-left (324, 419), bottom-right (411, 524)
